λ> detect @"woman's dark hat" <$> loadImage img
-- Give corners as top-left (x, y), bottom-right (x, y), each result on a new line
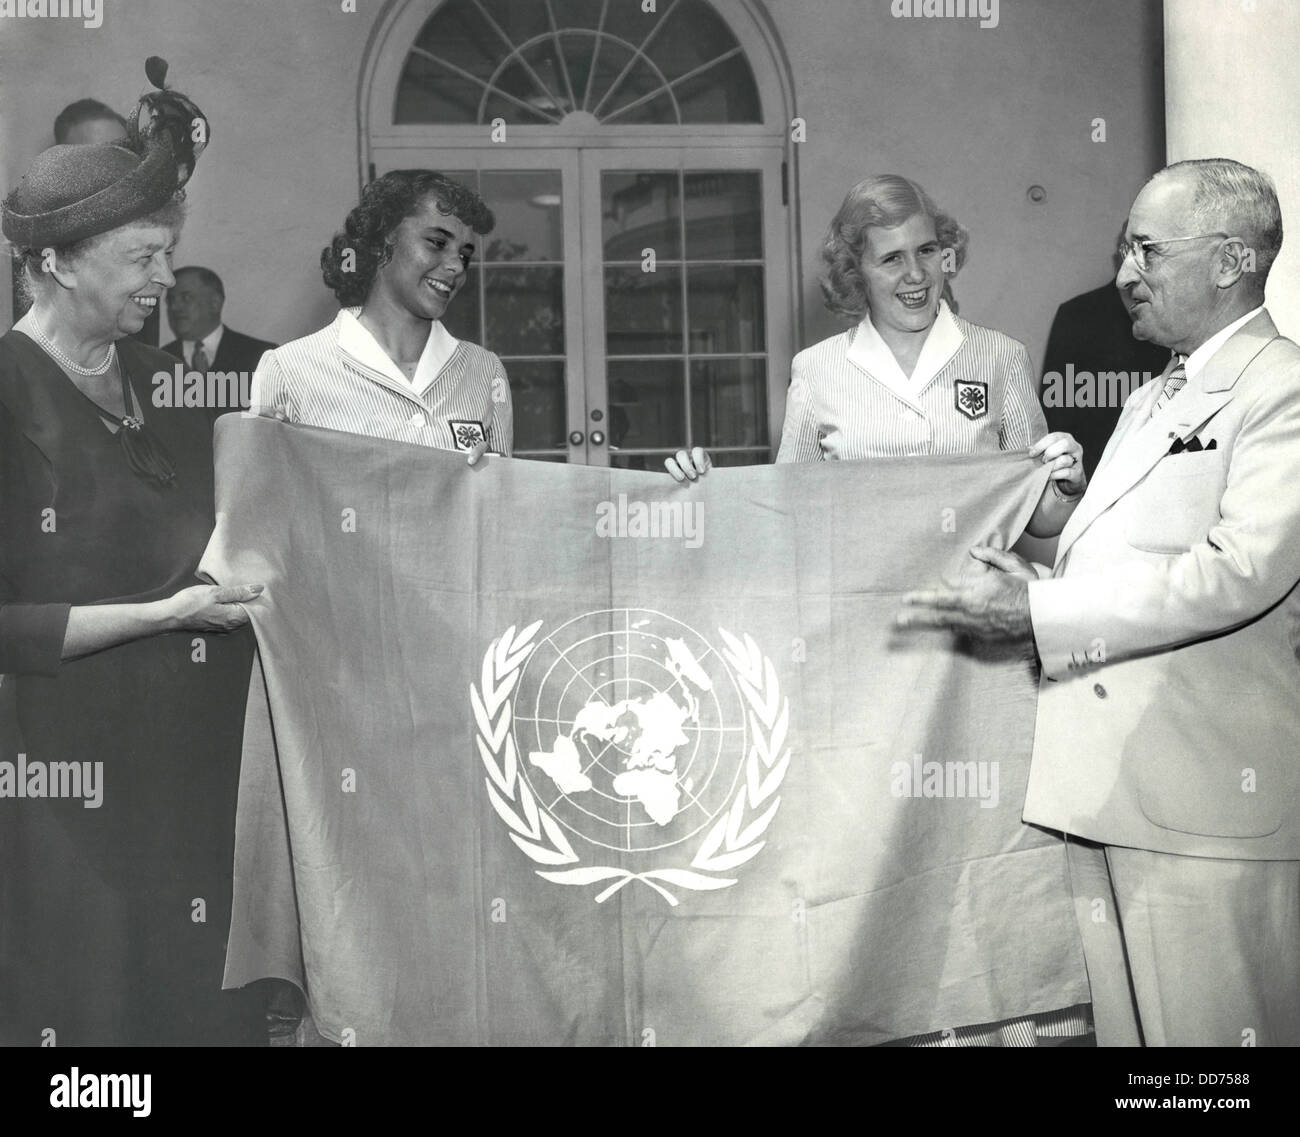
top-left (2, 57), bottom-right (209, 248)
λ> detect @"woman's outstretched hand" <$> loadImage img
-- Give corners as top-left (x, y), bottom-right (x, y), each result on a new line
top-left (1029, 431), bottom-right (1086, 497)
top-left (161, 584), bottom-right (264, 633)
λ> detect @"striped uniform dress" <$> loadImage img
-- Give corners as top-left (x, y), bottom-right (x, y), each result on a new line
top-left (250, 309), bottom-right (512, 455)
top-left (777, 302), bottom-right (1044, 462)
top-left (779, 302), bottom-right (1090, 1046)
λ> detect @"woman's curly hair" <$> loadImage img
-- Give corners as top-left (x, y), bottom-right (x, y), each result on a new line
top-left (321, 170), bottom-right (495, 307)
top-left (820, 174), bottom-right (969, 321)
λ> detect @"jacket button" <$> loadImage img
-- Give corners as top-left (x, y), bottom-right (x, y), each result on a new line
top-left (1093, 683), bottom-right (1107, 699)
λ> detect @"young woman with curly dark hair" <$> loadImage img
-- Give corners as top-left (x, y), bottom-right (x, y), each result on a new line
top-left (251, 170), bottom-right (512, 459)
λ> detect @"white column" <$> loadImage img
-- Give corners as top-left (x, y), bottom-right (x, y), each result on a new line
top-left (1165, 0), bottom-right (1300, 336)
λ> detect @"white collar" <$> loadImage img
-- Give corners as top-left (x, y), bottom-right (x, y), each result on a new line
top-left (186, 324), bottom-right (224, 361)
top-left (845, 299), bottom-right (965, 402)
top-left (1183, 306), bottom-right (1264, 381)
top-left (337, 308), bottom-right (459, 391)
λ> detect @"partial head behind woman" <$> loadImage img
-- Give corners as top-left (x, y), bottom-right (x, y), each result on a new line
top-left (321, 171), bottom-right (496, 321)
top-left (820, 174), bottom-right (969, 326)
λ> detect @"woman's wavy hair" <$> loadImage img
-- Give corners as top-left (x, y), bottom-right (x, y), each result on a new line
top-left (820, 174), bottom-right (969, 321)
top-left (321, 170), bottom-right (495, 307)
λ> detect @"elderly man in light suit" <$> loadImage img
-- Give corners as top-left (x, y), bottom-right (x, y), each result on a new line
top-left (900, 157), bottom-right (1300, 1046)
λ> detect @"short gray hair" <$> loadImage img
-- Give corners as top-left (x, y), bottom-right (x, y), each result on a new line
top-left (1155, 158), bottom-right (1283, 285)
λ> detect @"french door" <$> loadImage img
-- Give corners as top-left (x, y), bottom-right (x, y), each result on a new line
top-left (373, 147), bottom-right (788, 467)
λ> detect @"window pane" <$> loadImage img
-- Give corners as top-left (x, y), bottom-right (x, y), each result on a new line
top-left (413, 2), bottom-right (499, 81)
top-left (708, 449), bottom-right (770, 468)
top-left (685, 173), bottom-right (762, 260)
top-left (520, 41), bottom-right (576, 117)
top-left (395, 54), bottom-right (481, 124)
top-left (604, 267), bottom-right (682, 355)
top-left (441, 265), bottom-right (481, 345)
top-left (603, 173), bottom-right (681, 261)
top-left (676, 54), bottom-right (761, 123)
top-left (504, 360), bottom-right (566, 453)
top-left (604, 90), bottom-right (679, 126)
top-left (485, 267), bottom-right (565, 355)
top-left (559, 30), bottom-right (602, 108)
top-left (611, 450), bottom-right (770, 471)
top-left (581, 39), bottom-right (637, 121)
top-left (647, 0), bottom-right (744, 73)
top-left (482, 61), bottom-right (559, 124)
top-left (601, 59), bottom-right (679, 125)
top-left (608, 360), bottom-right (686, 449)
top-left (687, 266), bottom-right (765, 354)
top-left (562, 0), bottom-right (608, 31)
top-left (610, 453), bottom-right (671, 472)
top-left (601, 0), bottom-right (666, 50)
top-left (480, 171), bottom-right (564, 262)
top-left (477, 0), bottom-right (549, 45)
top-left (690, 359), bottom-right (768, 448)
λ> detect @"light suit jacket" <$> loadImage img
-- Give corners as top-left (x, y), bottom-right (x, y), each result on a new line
top-left (1022, 311), bottom-right (1300, 859)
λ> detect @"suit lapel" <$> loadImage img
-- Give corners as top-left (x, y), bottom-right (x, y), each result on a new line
top-left (1055, 312), bottom-right (1280, 564)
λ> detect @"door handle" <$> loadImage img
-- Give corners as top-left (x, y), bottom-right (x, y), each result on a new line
top-left (590, 431), bottom-right (606, 446)
top-left (558, 430), bottom-right (585, 447)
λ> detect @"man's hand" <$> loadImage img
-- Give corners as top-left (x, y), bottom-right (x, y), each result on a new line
top-left (665, 447), bottom-right (711, 483)
top-left (466, 440), bottom-right (489, 466)
top-left (897, 546), bottom-right (1036, 643)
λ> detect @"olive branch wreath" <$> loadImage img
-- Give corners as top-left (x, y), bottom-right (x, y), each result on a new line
top-left (471, 621), bottom-right (790, 906)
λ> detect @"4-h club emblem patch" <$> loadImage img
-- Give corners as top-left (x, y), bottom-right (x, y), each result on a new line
top-left (471, 610), bottom-right (792, 905)
top-left (954, 379), bottom-right (988, 420)
top-left (449, 419), bottom-right (486, 451)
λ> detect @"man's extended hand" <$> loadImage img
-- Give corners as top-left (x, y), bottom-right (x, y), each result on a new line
top-left (897, 546), bottom-right (1037, 643)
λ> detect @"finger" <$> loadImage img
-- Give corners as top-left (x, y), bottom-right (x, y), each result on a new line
top-left (690, 446), bottom-right (710, 474)
top-left (895, 607), bottom-right (971, 631)
top-left (673, 449), bottom-right (697, 481)
top-left (212, 584), bottom-right (265, 604)
top-left (664, 456), bottom-right (687, 483)
top-left (1027, 431), bottom-right (1063, 456)
top-left (247, 404), bottom-right (288, 421)
top-left (970, 546), bottom-right (1022, 573)
top-left (900, 589), bottom-right (968, 610)
top-left (466, 440), bottom-right (488, 466)
top-left (222, 606), bottom-right (252, 629)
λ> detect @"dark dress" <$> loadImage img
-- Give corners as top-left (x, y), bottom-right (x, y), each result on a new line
top-left (0, 329), bottom-right (265, 1046)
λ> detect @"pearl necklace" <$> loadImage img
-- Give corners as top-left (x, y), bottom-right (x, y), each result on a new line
top-left (30, 318), bottom-right (116, 377)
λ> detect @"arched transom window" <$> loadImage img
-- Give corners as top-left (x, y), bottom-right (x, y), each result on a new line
top-left (365, 0), bottom-right (792, 468)
top-left (393, 0), bottom-right (762, 127)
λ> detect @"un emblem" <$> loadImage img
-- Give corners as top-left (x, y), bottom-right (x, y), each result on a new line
top-left (471, 610), bottom-right (791, 904)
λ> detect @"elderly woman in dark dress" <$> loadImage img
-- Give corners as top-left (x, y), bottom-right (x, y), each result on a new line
top-left (0, 62), bottom-right (266, 1045)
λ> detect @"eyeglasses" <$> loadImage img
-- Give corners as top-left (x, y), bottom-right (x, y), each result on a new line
top-left (1117, 232), bottom-right (1228, 272)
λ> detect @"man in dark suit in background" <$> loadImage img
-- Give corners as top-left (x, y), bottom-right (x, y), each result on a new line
top-left (164, 266), bottom-right (276, 418)
top-left (1040, 237), bottom-right (1168, 478)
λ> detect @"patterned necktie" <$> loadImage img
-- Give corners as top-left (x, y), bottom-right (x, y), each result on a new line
top-left (191, 342), bottom-right (210, 374)
top-left (1152, 354), bottom-right (1187, 416)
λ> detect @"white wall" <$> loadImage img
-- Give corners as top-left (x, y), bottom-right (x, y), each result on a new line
top-left (775, 0), bottom-right (1165, 364)
top-left (0, 0), bottom-right (1163, 368)
top-left (1165, 0), bottom-right (1299, 339)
